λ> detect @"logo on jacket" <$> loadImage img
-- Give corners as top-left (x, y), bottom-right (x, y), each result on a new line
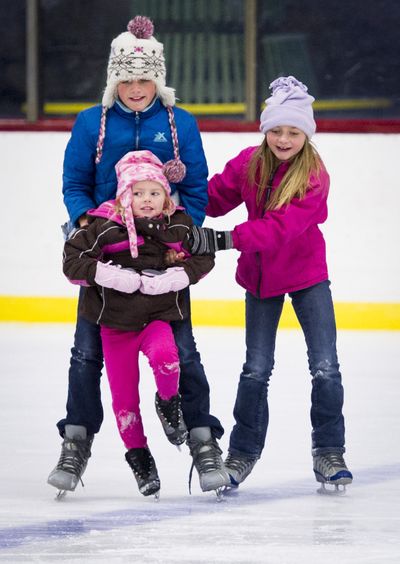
top-left (153, 132), bottom-right (167, 142)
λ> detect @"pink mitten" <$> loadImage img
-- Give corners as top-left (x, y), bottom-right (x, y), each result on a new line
top-left (140, 267), bottom-right (190, 295)
top-left (94, 262), bottom-right (141, 293)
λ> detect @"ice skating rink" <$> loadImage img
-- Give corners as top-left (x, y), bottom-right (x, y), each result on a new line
top-left (0, 323), bottom-right (399, 564)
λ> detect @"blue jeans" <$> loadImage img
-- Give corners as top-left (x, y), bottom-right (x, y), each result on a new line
top-left (229, 281), bottom-right (345, 459)
top-left (57, 287), bottom-right (224, 439)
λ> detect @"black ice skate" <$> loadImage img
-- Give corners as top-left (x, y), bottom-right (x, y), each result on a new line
top-left (313, 451), bottom-right (353, 494)
top-left (187, 427), bottom-right (230, 500)
top-left (125, 447), bottom-right (161, 499)
top-left (47, 424), bottom-right (93, 499)
top-left (155, 392), bottom-right (188, 446)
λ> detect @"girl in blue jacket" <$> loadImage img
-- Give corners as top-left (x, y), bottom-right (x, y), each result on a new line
top-left (48, 15), bottom-right (229, 498)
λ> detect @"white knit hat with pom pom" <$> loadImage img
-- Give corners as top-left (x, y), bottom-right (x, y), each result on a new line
top-left (95, 15), bottom-right (186, 182)
top-left (102, 15), bottom-right (175, 108)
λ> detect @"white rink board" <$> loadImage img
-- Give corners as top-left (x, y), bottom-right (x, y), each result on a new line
top-left (0, 131), bottom-right (399, 302)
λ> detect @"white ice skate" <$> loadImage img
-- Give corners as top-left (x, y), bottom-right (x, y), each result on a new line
top-left (47, 425), bottom-right (93, 500)
top-left (313, 452), bottom-right (353, 495)
top-left (187, 427), bottom-right (231, 501)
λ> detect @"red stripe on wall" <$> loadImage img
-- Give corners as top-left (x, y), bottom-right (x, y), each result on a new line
top-left (0, 118), bottom-right (400, 134)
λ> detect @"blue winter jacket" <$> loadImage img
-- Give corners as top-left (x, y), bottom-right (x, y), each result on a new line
top-left (62, 98), bottom-right (208, 227)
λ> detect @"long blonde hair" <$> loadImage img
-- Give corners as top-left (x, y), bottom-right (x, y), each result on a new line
top-left (247, 137), bottom-right (322, 210)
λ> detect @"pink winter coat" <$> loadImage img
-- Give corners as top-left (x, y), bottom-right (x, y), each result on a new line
top-left (206, 146), bottom-right (330, 298)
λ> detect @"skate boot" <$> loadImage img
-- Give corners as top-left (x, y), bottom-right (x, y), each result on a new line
top-left (155, 392), bottom-right (188, 446)
top-left (125, 447), bottom-right (161, 498)
top-left (187, 427), bottom-right (230, 498)
top-left (313, 451), bottom-right (353, 493)
top-left (47, 425), bottom-right (93, 497)
top-left (224, 452), bottom-right (258, 488)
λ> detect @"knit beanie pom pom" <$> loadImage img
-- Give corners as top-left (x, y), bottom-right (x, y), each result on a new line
top-left (127, 15), bottom-right (154, 38)
top-left (163, 159), bottom-right (187, 183)
top-left (269, 75), bottom-right (308, 94)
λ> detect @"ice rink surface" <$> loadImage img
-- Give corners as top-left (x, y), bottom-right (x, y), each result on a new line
top-left (0, 323), bottom-right (399, 563)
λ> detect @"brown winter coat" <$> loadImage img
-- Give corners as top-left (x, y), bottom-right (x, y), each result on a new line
top-left (63, 202), bottom-right (214, 331)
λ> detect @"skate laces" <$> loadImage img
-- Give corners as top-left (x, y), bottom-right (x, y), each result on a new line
top-left (225, 453), bottom-right (256, 475)
top-left (56, 437), bottom-right (92, 483)
top-left (155, 393), bottom-right (181, 427)
top-left (315, 452), bottom-right (347, 472)
top-left (187, 437), bottom-right (223, 493)
top-left (155, 393), bottom-right (187, 446)
top-left (125, 448), bottom-right (160, 496)
top-left (126, 448), bottom-right (155, 479)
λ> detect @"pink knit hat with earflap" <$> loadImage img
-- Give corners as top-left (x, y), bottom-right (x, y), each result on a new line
top-left (115, 150), bottom-right (176, 258)
top-left (259, 76), bottom-right (316, 138)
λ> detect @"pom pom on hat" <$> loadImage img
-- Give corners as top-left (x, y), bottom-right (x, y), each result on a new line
top-left (259, 75), bottom-right (316, 138)
top-left (127, 15), bottom-right (154, 38)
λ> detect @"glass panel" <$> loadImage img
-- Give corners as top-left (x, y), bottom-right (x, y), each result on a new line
top-left (258, 0), bottom-right (399, 119)
top-left (131, 0), bottom-right (244, 109)
top-left (40, 0), bottom-right (131, 116)
top-left (0, 1), bottom-right (26, 118)
top-left (0, 1), bottom-right (398, 120)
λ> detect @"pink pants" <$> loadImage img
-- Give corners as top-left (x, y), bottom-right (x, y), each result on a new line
top-left (101, 320), bottom-right (180, 450)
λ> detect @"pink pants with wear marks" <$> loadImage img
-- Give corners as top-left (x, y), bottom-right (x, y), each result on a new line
top-left (101, 320), bottom-right (180, 450)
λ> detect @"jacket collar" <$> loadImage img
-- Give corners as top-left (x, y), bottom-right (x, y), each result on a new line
top-left (112, 97), bottom-right (164, 120)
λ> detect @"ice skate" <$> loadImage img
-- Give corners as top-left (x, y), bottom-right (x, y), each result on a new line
top-left (313, 451), bottom-right (353, 494)
top-left (224, 452), bottom-right (258, 489)
top-left (155, 392), bottom-right (188, 447)
top-left (47, 425), bottom-right (93, 499)
top-left (125, 447), bottom-right (161, 499)
top-left (187, 427), bottom-right (230, 499)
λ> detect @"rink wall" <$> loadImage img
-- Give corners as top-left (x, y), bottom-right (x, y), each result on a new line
top-left (0, 130), bottom-right (399, 329)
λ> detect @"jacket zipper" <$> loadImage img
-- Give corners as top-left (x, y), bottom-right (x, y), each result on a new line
top-left (135, 112), bottom-right (140, 149)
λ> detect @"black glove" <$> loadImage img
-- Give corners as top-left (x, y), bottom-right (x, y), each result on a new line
top-left (188, 225), bottom-right (233, 255)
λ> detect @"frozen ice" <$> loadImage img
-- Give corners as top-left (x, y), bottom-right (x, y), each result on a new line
top-left (0, 324), bottom-right (399, 563)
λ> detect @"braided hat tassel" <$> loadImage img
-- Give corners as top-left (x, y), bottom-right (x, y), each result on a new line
top-left (162, 106), bottom-right (187, 183)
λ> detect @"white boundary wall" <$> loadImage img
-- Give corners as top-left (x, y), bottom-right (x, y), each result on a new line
top-left (0, 131), bottom-right (399, 302)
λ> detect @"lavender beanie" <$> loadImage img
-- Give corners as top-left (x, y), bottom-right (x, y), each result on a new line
top-left (259, 76), bottom-right (316, 138)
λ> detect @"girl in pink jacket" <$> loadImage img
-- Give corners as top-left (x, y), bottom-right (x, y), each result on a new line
top-left (188, 76), bottom-right (353, 493)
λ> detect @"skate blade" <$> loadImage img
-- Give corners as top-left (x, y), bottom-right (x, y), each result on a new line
top-left (317, 482), bottom-right (348, 496)
top-left (215, 487), bottom-right (227, 502)
top-left (55, 490), bottom-right (68, 501)
top-left (219, 484), bottom-right (239, 498)
top-left (140, 481), bottom-right (161, 498)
